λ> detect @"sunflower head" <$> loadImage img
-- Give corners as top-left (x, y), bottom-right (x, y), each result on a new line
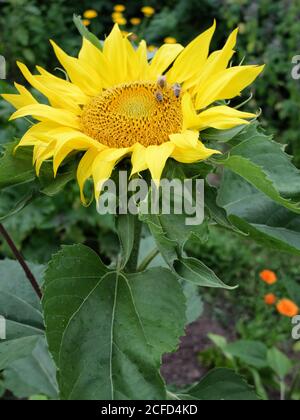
top-left (2, 21), bottom-right (264, 203)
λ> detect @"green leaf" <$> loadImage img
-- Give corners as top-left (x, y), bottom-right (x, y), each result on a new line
top-left (183, 368), bottom-right (258, 400)
top-left (0, 261), bottom-right (58, 399)
top-left (116, 214), bottom-right (136, 269)
top-left (205, 186), bottom-right (243, 233)
top-left (73, 14), bottom-right (103, 50)
top-left (267, 347), bottom-right (293, 379)
top-left (202, 124), bottom-right (247, 143)
top-left (0, 336), bottom-right (39, 370)
top-left (224, 340), bottom-right (268, 369)
top-left (213, 127), bottom-right (300, 213)
top-left (218, 170), bottom-right (300, 254)
top-left (0, 142), bottom-right (35, 189)
top-left (183, 282), bottom-right (203, 324)
top-left (141, 212), bottom-right (208, 266)
top-left (43, 244), bottom-right (186, 400)
top-left (39, 163), bottom-right (75, 197)
top-left (0, 259), bottom-right (44, 339)
top-left (0, 184), bottom-right (37, 222)
top-left (3, 337), bottom-right (58, 399)
top-left (174, 257), bottom-right (236, 289)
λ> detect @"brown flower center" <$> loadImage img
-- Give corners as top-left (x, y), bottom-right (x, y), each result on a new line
top-left (81, 80), bottom-right (183, 148)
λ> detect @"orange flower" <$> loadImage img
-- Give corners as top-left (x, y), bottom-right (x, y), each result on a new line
top-left (277, 299), bottom-right (299, 318)
top-left (259, 269), bottom-right (277, 285)
top-left (264, 293), bottom-right (277, 305)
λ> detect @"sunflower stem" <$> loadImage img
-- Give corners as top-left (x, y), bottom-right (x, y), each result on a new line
top-left (0, 223), bottom-right (42, 299)
top-left (137, 247), bottom-right (159, 272)
top-left (125, 218), bottom-right (142, 273)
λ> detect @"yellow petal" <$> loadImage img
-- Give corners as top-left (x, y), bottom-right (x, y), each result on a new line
top-left (169, 130), bottom-right (199, 148)
top-left (149, 44), bottom-right (183, 79)
top-left (1, 83), bottom-right (38, 109)
top-left (171, 133), bottom-right (221, 164)
top-left (145, 142), bottom-right (175, 184)
top-left (131, 143), bottom-right (147, 176)
top-left (36, 66), bottom-right (88, 105)
top-left (50, 40), bottom-right (102, 96)
top-left (166, 21), bottom-right (216, 84)
top-left (78, 38), bottom-right (112, 87)
top-left (77, 148), bottom-right (100, 204)
top-left (187, 105), bottom-right (255, 130)
top-left (103, 24), bottom-right (127, 85)
top-left (35, 141), bottom-right (56, 175)
top-left (10, 104), bottom-right (80, 129)
top-left (185, 28), bottom-right (238, 92)
top-left (16, 62), bottom-right (81, 114)
top-left (52, 131), bottom-right (102, 176)
top-left (92, 148), bottom-right (130, 199)
top-left (135, 40), bottom-right (149, 80)
top-left (181, 93), bottom-right (200, 131)
top-left (196, 64), bottom-right (265, 109)
top-left (15, 122), bottom-right (58, 150)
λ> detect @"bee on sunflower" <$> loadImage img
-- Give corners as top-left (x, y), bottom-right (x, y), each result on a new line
top-left (2, 21), bottom-right (264, 204)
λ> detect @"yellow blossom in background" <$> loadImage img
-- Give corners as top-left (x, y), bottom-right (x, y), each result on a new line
top-left (112, 13), bottom-right (122, 22)
top-left (130, 17), bottom-right (142, 26)
top-left (82, 19), bottom-right (91, 27)
top-left (164, 37), bottom-right (177, 44)
top-left (112, 12), bottom-right (122, 20)
top-left (114, 16), bottom-right (127, 25)
top-left (114, 4), bottom-right (125, 12)
top-left (83, 9), bottom-right (98, 19)
top-left (141, 6), bottom-right (155, 17)
top-left (3, 22), bottom-right (264, 203)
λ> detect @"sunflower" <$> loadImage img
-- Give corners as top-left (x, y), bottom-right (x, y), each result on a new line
top-left (2, 22), bottom-right (264, 203)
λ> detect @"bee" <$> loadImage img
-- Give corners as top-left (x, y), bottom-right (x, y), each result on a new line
top-left (157, 75), bottom-right (167, 89)
top-left (172, 83), bottom-right (182, 98)
top-left (155, 91), bottom-right (164, 102)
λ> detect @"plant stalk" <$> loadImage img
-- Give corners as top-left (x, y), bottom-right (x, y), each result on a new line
top-left (0, 223), bottom-right (42, 299)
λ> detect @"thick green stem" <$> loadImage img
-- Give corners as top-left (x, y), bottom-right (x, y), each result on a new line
top-left (125, 218), bottom-right (142, 272)
top-left (138, 247), bottom-right (159, 272)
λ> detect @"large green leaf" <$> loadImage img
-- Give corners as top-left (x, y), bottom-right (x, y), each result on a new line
top-left (224, 340), bottom-right (268, 369)
top-left (218, 170), bottom-right (300, 254)
top-left (0, 259), bottom-right (58, 398)
top-left (43, 244), bottom-right (186, 400)
top-left (0, 259), bottom-right (44, 339)
top-left (0, 336), bottom-right (39, 370)
top-left (213, 126), bottom-right (300, 213)
top-left (3, 337), bottom-right (58, 399)
top-left (180, 368), bottom-right (258, 400)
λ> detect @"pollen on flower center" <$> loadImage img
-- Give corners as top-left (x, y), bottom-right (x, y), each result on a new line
top-left (80, 81), bottom-right (183, 148)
